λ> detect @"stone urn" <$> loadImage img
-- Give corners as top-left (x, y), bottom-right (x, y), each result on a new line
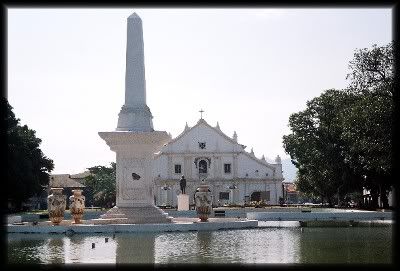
top-left (195, 184), bottom-right (213, 222)
top-left (47, 188), bottom-right (66, 225)
top-left (69, 189), bottom-right (85, 224)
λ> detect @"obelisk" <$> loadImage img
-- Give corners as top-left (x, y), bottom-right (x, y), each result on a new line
top-left (97, 12), bottom-right (172, 224)
top-left (117, 13), bottom-right (153, 132)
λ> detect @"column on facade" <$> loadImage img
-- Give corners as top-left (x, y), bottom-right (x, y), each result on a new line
top-left (187, 155), bottom-right (194, 179)
top-left (211, 182), bottom-right (219, 206)
top-left (170, 182), bottom-right (176, 206)
top-left (160, 188), bottom-right (168, 206)
top-left (211, 182), bottom-right (216, 206)
top-left (175, 182), bottom-right (179, 206)
top-left (237, 183), bottom-right (244, 205)
top-left (233, 188), bottom-right (240, 205)
top-left (233, 154), bottom-right (238, 178)
top-left (229, 188), bottom-right (234, 204)
top-left (213, 156), bottom-right (218, 177)
top-left (183, 156), bottom-right (191, 178)
top-left (167, 155), bottom-right (172, 179)
top-left (155, 186), bottom-right (161, 206)
top-left (217, 156), bottom-right (222, 178)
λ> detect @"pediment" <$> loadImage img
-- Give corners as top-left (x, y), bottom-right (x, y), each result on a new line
top-left (160, 119), bottom-right (242, 153)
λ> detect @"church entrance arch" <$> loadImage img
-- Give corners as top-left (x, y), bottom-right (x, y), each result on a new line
top-left (199, 160), bottom-right (207, 174)
top-left (250, 191), bottom-right (271, 202)
top-left (251, 192), bottom-right (261, 202)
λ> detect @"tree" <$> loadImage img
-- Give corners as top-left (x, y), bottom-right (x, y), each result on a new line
top-left (84, 163), bottom-right (116, 208)
top-left (283, 89), bottom-right (363, 206)
top-left (5, 98), bottom-right (54, 211)
top-left (283, 42), bottom-right (394, 209)
top-left (341, 42), bottom-right (394, 208)
top-left (347, 43), bottom-right (394, 95)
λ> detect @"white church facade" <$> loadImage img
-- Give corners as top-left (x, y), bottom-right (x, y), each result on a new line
top-left (153, 118), bottom-right (284, 207)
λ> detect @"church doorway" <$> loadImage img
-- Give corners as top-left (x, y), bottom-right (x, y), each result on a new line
top-left (250, 191), bottom-right (270, 202)
top-left (251, 192), bottom-right (261, 202)
top-left (199, 160), bottom-right (207, 174)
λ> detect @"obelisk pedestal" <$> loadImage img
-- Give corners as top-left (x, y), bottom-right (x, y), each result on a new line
top-left (96, 131), bottom-right (172, 224)
top-left (177, 194), bottom-right (189, 211)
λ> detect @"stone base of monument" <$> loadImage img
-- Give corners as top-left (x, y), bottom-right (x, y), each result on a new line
top-left (177, 194), bottom-right (189, 211)
top-left (92, 206), bottom-right (173, 224)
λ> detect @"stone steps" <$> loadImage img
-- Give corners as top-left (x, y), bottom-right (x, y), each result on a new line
top-left (98, 206), bottom-right (172, 224)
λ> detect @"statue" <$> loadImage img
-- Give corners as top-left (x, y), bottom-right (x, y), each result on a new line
top-left (180, 175), bottom-right (186, 194)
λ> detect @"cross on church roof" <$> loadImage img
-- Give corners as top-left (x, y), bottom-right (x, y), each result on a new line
top-left (199, 109), bottom-right (205, 119)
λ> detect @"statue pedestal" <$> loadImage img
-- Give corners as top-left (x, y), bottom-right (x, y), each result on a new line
top-left (177, 194), bottom-right (189, 211)
top-left (97, 131), bottom-right (173, 224)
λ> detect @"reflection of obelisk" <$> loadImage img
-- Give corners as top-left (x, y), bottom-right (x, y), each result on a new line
top-left (97, 12), bottom-right (172, 224)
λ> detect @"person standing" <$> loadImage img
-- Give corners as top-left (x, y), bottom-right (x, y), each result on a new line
top-left (180, 175), bottom-right (186, 194)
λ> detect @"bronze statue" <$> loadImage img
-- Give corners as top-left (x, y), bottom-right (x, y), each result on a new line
top-left (180, 175), bottom-right (186, 194)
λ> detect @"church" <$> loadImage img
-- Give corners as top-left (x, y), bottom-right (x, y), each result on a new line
top-left (153, 117), bottom-right (284, 207)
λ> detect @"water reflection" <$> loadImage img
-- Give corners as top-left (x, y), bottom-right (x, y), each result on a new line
top-left (8, 226), bottom-right (392, 264)
top-left (298, 227), bottom-right (392, 263)
top-left (116, 233), bottom-right (155, 263)
top-left (65, 236), bottom-right (86, 263)
top-left (154, 229), bottom-right (301, 263)
top-left (8, 234), bottom-right (68, 264)
top-left (196, 232), bottom-right (214, 263)
top-left (46, 238), bottom-right (65, 264)
top-left (210, 228), bottom-right (301, 263)
top-left (64, 235), bottom-right (118, 263)
top-left (154, 232), bottom-right (198, 263)
top-left (8, 234), bottom-right (48, 264)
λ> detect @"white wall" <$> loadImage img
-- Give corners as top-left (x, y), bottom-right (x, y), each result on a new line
top-left (237, 153), bottom-right (275, 179)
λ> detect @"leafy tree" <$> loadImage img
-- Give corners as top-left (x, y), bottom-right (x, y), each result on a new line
top-left (84, 163), bottom-right (116, 208)
top-left (5, 98), bottom-right (54, 211)
top-left (283, 90), bottom-right (362, 206)
top-left (341, 42), bottom-right (394, 208)
top-left (346, 43), bottom-right (394, 95)
top-left (283, 42), bottom-right (394, 209)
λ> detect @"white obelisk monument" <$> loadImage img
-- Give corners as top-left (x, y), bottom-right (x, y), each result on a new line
top-left (98, 13), bottom-right (172, 224)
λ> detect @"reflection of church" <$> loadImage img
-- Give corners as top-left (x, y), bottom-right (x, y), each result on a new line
top-left (153, 117), bottom-right (284, 207)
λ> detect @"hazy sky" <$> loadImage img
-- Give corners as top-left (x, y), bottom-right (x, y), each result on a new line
top-left (7, 8), bottom-right (392, 174)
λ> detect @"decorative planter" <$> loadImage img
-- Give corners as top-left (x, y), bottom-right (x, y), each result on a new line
top-left (69, 189), bottom-right (85, 224)
top-left (195, 184), bottom-right (213, 222)
top-left (47, 188), bottom-right (66, 226)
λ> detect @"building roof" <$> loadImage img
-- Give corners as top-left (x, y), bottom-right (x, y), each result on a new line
top-left (70, 171), bottom-right (91, 179)
top-left (284, 183), bottom-right (297, 193)
top-left (166, 118), bottom-right (241, 147)
top-left (49, 174), bottom-right (86, 188)
top-left (161, 118), bottom-right (278, 170)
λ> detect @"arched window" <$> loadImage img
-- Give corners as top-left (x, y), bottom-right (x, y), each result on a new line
top-left (199, 160), bottom-right (207, 174)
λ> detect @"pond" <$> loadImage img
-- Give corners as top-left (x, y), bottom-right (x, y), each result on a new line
top-left (7, 226), bottom-right (392, 264)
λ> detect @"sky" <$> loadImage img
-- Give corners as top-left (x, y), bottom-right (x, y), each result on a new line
top-left (7, 8), bottom-right (392, 176)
